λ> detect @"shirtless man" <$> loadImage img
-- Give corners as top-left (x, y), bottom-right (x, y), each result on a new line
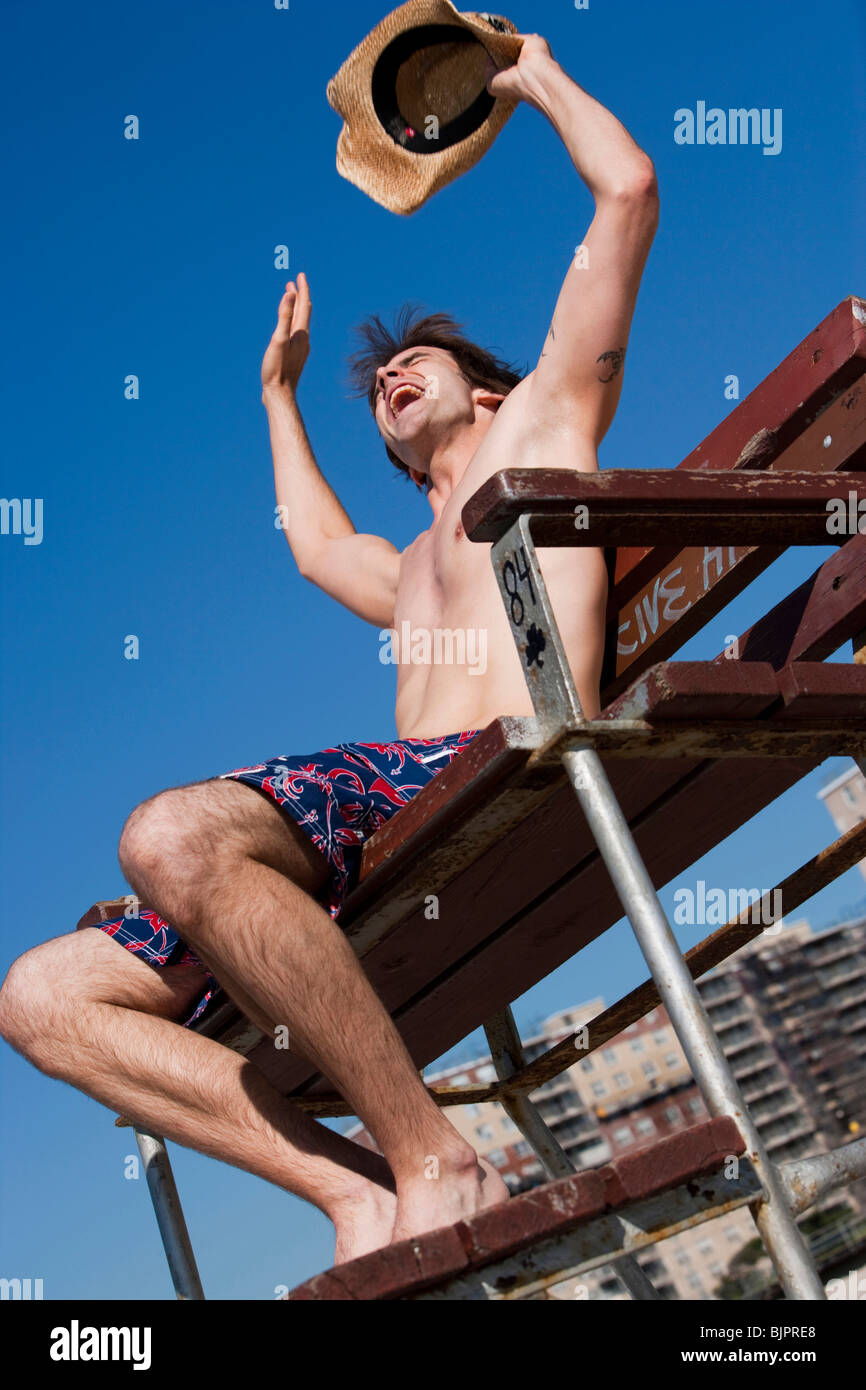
top-left (0, 34), bottom-right (657, 1269)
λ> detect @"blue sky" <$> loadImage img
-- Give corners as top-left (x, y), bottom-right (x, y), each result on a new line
top-left (2, 0), bottom-right (865, 1300)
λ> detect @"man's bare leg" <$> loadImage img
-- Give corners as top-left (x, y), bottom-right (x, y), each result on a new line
top-left (114, 777), bottom-right (507, 1243)
top-left (0, 928), bottom-right (401, 1262)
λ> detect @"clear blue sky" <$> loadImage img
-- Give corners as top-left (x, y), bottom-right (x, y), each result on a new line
top-left (2, 0), bottom-right (865, 1300)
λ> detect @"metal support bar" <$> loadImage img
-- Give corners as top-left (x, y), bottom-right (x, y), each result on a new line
top-left (483, 1007), bottom-right (661, 1301)
top-left (133, 1129), bottom-right (205, 1300)
top-left (491, 514), bottom-right (827, 1301)
top-left (779, 1138), bottom-right (866, 1217)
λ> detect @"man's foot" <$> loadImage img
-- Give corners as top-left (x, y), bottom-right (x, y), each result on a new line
top-left (332, 1179), bottom-right (399, 1265)
top-left (389, 1146), bottom-right (510, 1245)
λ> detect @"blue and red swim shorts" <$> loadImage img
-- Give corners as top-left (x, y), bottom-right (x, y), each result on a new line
top-left (91, 730), bottom-right (479, 1028)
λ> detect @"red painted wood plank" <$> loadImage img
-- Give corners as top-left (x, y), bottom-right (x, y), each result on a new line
top-left (287, 1119), bottom-right (744, 1300)
top-left (776, 661), bottom-right (866, 718)
top-left (463, 469), bottom-right (866, 549)
top-left (612, 296), bottom-right (866, 594)
top-left (599, 660), bottom-right (780, 721)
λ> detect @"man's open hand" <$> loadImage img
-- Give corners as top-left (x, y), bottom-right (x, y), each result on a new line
top-left (262, 272), bottom-right (311, 396)
top-left (484, 34), bottom-right (556, 112)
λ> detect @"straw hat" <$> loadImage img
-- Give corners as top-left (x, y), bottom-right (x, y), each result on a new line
top-left (327, 1), bottom-right (524, 215)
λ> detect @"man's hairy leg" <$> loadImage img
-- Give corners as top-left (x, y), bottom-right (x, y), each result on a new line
top-left (117, 779), bottom-right (509, 1246)
top-left (0, 929), bottom-right (397, 1263)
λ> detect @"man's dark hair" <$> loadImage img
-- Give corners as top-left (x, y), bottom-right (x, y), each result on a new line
top-left (347, 305), bottom-right (524, 489)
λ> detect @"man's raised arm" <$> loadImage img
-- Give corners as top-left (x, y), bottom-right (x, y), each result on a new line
top-left (261, 273), bottom-right (400, 628)
top-left (487, 36), bottom-right (659, 452)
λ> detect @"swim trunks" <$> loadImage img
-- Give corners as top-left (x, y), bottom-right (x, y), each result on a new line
top-left (90, 730), bottom-right (479, 1028)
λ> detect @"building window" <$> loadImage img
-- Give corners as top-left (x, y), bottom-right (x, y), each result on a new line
top-left (614, 1072), bottom-right (630, 1089)
top-left (687, 1274), bottom-right (703, 1290)
top-left (688, 1096), bottom-right (705, 1115)
top-left (613, 1126), bottom-right (634, 1146)
top-left (591, 1081), bottom-right (607, 1097)
top-left (465, 1104), bottom-right (481, 1117)
top-left (580, 1057), bottom-right (594, 1072)
top-left (476, 1124), bottom-right (494, 1140)
top-left (602, 1048), bottom-right (617, 1063)
top-left (487, 1149), bottom-right (508, 1168)
top-left (630, 1038), bottom-right (645, 1053)
top-left (725, 1226), bottom-right (741, 1243)
top-left (665, 1106), bottom-right (683, 1125)
top-left (475, 1064), bottom-right (496, 1083)
top-left (697, 1239), bottom-right (714, 1255)
top-left (642, 1061), bottom-right (658, 1078)
top-left (676, 1252), bottom-right (691, 1267)
top-left (636, 1117), bottom-right (656, 1135)
top-left (653, 1030), bottom-right (669, 1045)
top-left (664, 1053), bottom-right (680, 1068)
top-left (449, 1073), bottom-right (471, 1087)
top-left (501, 1116), bottom-right (518, 1132)
top-left (513, 1141), bottom-right (531, 1157)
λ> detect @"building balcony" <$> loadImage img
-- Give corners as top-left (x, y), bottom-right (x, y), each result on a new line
top-left (722, 1031), bottom-right (761, 1058)
top-left (764, 1118), bottom-right (816, 1151)
top-left (698, 980), bottom-right (741, 1007)
top-left (752, 1094), bottom-right (800, 1125)
top-left (805, 940), bottom-right (860, 969)
top-left (741, 1074), bottom-right (788, 1104)
top-left (819, 961), bottom-right (866, 990)
top-left (835, 989), bottom-right (866, 1015)
top-left (732, 1050), bottom-right (777, 1082)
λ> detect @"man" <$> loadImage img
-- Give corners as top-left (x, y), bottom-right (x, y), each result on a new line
top-left (0, 34), bottom-right (657, 1267)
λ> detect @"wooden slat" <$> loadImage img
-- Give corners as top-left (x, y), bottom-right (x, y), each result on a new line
top-left (462, 469), bottom-right (866, 548)
top-left (599, 338), bottom-right (866, 698)
top-left (598, 660), bottom-right (779, 721)
top-left (776, 660), bottom-right (866, 718)
top-left (612, 296), bottom-right (866, 600)
top-left (724, 534), bottom-right (866, 667)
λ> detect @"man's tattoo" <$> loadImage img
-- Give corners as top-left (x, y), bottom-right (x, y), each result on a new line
top-left (540, 323), bottom-right (556, 358)
top-left (597, 347), bottom-right (625, 383)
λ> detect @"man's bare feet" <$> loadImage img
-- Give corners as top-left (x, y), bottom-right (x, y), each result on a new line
top-left (389, 1145), bottom-right (510, 1245)
top-left (332, 1179), bottom-right (399, 1265)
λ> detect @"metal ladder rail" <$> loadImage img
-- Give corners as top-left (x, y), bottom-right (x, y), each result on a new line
top-left (490, 512), bottom-right (827, 1300)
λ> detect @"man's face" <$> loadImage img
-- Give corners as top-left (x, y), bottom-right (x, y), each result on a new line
top-left (372, 345), bottom-right (478, 480)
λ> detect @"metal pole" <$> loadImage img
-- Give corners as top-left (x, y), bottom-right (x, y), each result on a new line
top-left (489, 513), bottom-right (826, 1300)
top-left (778, 1137), bottom-right (866, 1217)
top-left (560, 744), bottom-right (825, 1299)
top-left (484, 1008), bottom-right (661, 1301)
top-left (134, 1129), bottom-right (205, 1300)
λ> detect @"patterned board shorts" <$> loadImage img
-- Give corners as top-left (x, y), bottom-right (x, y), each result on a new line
top-left (91, 730), bottom-right (479, 1028)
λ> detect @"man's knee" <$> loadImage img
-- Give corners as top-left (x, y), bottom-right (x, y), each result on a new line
top-left (118, 783), bottom-right (216, 890)
top-left (0, 935), bottom-right (90, 1067)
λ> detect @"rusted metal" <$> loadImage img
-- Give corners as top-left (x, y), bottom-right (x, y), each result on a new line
top-left (482, 1007), bottom-right (662, 1302)
top-left (546, 718), bottom-right (866, 760)
top-left (779, 1138), bottom-right (866, 1217)
top-left (414, 1162), bottom-right (764, 1301)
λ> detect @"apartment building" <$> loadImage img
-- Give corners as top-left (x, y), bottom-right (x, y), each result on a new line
top-left (346, 915), bottom-right (866, 1297)
top-left (818, 762), bottom-right (866, 880)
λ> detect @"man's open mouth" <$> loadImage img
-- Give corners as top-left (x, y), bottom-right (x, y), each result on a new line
top-left (388, 382), bottom-right (426, 419)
